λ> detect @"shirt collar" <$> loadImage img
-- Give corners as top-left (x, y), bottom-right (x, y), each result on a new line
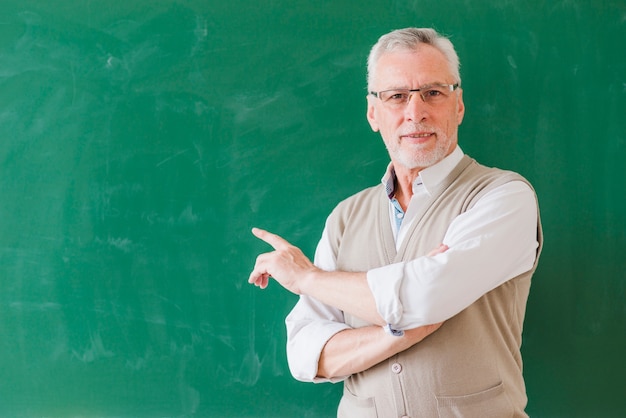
top-left (381, 146), bottom-right (465, 199)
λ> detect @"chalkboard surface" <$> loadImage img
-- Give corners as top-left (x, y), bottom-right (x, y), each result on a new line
top-left (0, 1), bottom-right (624, 416)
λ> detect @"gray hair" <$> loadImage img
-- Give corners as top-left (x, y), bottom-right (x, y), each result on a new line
top-left (367, 28), bottom-right (461, 89)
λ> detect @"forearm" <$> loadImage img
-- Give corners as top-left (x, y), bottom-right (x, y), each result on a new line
top-left (317, 323), bottom-right (442, 379)
top-left (300, 270), bottom-right (385, 327)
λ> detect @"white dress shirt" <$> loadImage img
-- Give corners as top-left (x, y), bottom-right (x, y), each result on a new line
top-left (285, 146), bottom-right (539, 382)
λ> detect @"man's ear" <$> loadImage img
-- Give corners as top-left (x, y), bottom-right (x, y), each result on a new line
top-left (456, 88), bottom-right (465, 126)
top-left (366, 95), bottom-right (380, 132)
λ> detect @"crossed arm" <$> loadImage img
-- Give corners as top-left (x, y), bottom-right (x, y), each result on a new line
top-left (315, 321), bottom-right (443, 378)
top-left (248, 227), bottom-right (446, 378)
top-left (248, 181), bottom-right (539, 380)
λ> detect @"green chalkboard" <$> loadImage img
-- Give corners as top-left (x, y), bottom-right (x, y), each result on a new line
top-left (0, 0), bottom-right (624, 416)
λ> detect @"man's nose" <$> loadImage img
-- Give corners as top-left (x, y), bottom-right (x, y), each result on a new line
top-left (404, 92), bottom-right (429, 120)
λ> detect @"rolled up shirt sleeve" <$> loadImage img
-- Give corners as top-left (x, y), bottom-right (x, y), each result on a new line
top-left (367, 181), bottom-right (539, 330)
top-left (285, 296), bottom-right (350, 383)
top-left (285, 227), bottom-right (351, 383)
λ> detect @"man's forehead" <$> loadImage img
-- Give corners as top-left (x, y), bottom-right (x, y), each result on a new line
top-left (373, 47), bottom-right (452, 85)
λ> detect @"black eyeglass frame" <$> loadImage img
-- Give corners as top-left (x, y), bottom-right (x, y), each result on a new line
top-left (369, 83), bottom-right (460, 104)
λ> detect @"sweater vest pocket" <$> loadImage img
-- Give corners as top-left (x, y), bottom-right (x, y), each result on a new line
top-left (435, 381), bottom-right (514, 418)
top-left (337, 385), bottom-right (378, 418)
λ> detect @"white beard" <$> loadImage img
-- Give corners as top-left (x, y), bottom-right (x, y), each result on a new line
top-left (385, 125), bottom-right (454, 170)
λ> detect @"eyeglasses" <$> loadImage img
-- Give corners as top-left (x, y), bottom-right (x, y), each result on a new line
top-left (369, 83), bottom-right (459, 109)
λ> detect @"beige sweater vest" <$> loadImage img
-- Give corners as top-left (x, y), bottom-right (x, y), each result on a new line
top-left (326, 156), bottom-right (543, 418)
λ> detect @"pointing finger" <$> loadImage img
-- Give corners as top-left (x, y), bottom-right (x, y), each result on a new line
top-left (251, 227), bottom-right (291, 250)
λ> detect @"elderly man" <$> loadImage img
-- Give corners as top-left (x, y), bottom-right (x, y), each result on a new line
top-left (249, 27), bottom-right (542, 417)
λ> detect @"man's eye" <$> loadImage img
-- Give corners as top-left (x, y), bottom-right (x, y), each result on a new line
top-left (387, 92), bottom-right (408, 101)
top-left (425, 89), bottom-right (443, 97)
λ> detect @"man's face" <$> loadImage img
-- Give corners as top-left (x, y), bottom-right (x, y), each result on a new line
top-left (366, 45), bottom-right (465, 172)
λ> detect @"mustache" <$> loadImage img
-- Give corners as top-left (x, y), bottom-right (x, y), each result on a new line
top-left (399, 124), bottom-right (439, 135)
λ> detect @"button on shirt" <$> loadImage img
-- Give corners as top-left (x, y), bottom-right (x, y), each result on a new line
top-left (285, 146), bottom-right (539, 383)
top-left (391, 363), bottom-right (403, 374)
